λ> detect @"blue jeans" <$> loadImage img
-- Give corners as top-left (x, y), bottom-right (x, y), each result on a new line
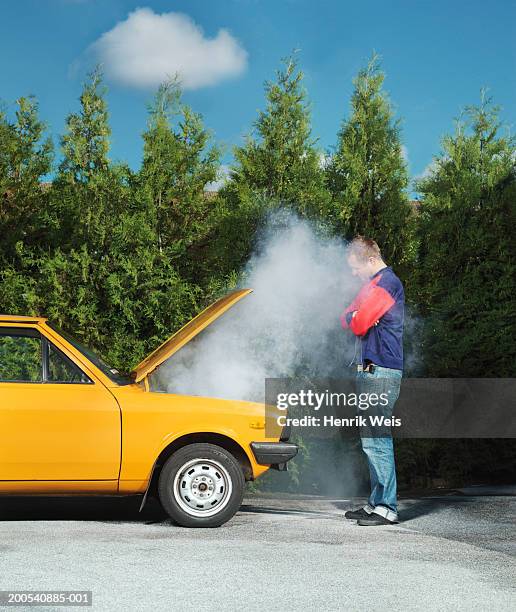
top-left (356, 365), bottom-right (402, 521)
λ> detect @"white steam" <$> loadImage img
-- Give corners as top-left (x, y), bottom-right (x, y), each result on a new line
top-left (150, 211), bottom-right (361, 400)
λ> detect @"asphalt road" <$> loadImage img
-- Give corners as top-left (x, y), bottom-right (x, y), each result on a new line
top-left (0, 491), bottom-right (514, 611)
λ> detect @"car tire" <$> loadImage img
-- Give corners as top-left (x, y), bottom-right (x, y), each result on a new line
top-left (158, 443), bottom-right (245, 528)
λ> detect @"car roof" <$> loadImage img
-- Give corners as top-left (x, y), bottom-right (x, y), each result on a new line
top-left (0, 314), bottom-right (47, 323)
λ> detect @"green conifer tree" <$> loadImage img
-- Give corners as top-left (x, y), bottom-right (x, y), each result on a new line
top-left (326, 55), bottom-right (416, 275)
top-left (227, 54), bottom-right (330, 218)
top-left (213, 54), bottom-right (331, 279)
top-left (415, 91), bottom-right (515, 376)
top-left (0, 97), bottom-right (53, 257)
top-left (52, 67), bottom-right (126, 251)
top-left (137, 80), bottom-right (221, 285)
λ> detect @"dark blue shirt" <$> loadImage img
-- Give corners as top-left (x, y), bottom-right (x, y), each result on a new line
top-left (341, 266), bottom-right (405, 370)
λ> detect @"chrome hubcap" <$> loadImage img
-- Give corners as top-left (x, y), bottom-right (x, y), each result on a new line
top-left (173, 458), bottom-right (232, 518)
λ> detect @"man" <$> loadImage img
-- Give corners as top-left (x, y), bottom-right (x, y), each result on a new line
top-left (340, 236), bottom-right (404, 526)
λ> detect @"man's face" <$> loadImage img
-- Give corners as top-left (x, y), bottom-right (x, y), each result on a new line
top-left (347, 253), bottom-right (373, 281)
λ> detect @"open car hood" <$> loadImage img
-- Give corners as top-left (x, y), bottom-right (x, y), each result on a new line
top-left (131, 289), bottom-right (252, 383)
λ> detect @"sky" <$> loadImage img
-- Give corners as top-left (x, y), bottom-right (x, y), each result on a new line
top-left (1, 0), bottom-right (515, 191)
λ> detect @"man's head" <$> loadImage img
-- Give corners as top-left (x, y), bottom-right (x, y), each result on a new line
top-left (346, 236), bottom-right (385, 281)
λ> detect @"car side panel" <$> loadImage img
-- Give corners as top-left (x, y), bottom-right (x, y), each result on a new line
top-left (0, 323), bottom-right (121, 488)
top-left (0, 481), bottom-right (118, 494)
top-left (0, 382), bottom-right (122, 484)
top-left (111, 385), bottom-right (275, 493)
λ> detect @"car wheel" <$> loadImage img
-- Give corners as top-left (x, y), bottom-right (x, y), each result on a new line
top-left (158, 443), bottom-right (245, 527)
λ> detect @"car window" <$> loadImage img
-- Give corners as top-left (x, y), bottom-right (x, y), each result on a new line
top-left (0, 328), bottom-right (92, 384)
top-left (0, 333), bottom-right (42, 382)
top-left (47, 342), bottom-right (91, 384)
top-left (47, 322), bottom-right (132, 385)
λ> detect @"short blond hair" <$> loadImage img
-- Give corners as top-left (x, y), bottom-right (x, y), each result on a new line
top-left (347, 235), bottom-right (382, 262)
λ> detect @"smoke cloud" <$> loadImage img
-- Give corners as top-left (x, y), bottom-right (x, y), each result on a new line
top-left (150, 210), bottom-right (360, 400)
top-left (150, 209), bottom-right (422, 496)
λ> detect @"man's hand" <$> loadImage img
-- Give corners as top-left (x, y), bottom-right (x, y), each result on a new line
top-left (354, 311), bottom-right (379, 325)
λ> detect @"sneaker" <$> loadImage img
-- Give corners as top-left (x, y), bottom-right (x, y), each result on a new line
top-left (357, 514), bottom-right (398, 526)
top-left (344, 507), bottom-right (370, 520)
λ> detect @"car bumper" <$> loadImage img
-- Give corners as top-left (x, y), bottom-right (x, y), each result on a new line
top-left (250, 442), bottom-right (298, 471)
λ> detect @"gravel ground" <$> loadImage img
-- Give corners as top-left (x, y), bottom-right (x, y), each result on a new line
top-left (0, 492), bottom-right (514, 611)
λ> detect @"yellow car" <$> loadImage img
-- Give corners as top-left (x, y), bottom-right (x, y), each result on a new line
top-left (0, 289), bottom-right (297, 527)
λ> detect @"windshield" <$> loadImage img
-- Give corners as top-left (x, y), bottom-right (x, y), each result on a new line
top-left (47, 322), bottom-right (133, 386)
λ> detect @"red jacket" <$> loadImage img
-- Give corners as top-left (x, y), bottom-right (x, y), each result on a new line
top-left (340, 266), bottom-right (404, 370)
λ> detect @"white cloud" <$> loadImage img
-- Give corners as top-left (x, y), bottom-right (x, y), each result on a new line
top-left (89, 8), bottom-right (248, 90)
top-left (401, 145), bottom-right (409, 163)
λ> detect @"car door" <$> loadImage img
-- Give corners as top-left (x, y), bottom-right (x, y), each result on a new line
top-left (0, 326), bottom-right (121, 487)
